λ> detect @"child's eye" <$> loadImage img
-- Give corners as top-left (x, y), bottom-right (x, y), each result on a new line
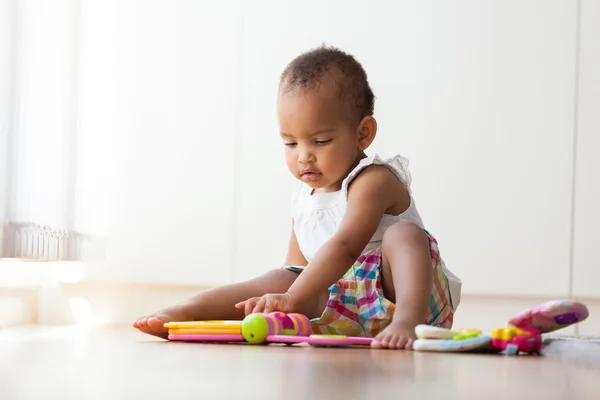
top-left (315, 139), bottom-right (332, 145)
top-left (284, 142), bottom-right (297, 147)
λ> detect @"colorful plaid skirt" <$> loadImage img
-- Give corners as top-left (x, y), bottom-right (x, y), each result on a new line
top-left (284, 230), bottom-right (454, 337)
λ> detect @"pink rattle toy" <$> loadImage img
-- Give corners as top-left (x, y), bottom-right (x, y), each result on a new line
top-left (508, 300), bottom-right (589, 334)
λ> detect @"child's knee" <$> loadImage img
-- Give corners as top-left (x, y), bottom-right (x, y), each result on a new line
top-left (382, 221), bottom-right (428, 249)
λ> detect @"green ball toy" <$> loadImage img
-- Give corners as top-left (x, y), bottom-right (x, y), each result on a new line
top-left (241, 314), bottom-right (270, 344)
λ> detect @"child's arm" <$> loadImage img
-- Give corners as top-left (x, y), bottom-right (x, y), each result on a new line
top-left (285, 166), bottom-right (397, 305)
top-left (236, 165), bottom-right (409, 314)
top-left (235, 220), bottom-right (308, 316)
top-left (283, 219), bottom-right (308, 267)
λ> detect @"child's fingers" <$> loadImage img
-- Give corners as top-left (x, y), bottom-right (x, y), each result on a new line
top-left (263, 301), bottom-right (274, 314)
top-left (252, 297), bottom-right (267, 314)
top-left (244, 298), bottom-right (258, 315)
top-left (234, 301), bottom-right (246, 309)
top-left (264, 297), bottom-right (284, 314)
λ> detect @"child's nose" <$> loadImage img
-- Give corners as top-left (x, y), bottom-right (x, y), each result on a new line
top-left (297, 148), bottom-right (313, 163)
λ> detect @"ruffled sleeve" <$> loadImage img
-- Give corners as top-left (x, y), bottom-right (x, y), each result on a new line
top-left (341, 154), bottom-right (413, 199)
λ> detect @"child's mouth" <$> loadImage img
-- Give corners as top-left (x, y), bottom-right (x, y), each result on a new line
top-left (301, 172), bottom-right (321, 182)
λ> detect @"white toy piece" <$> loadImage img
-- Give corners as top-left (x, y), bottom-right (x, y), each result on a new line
top-left (415, 325), bottom-right (461, 339)
top-left (413, 325), bottom-right (494, 353)
top-left (413, 334), bottom-right (493, 352)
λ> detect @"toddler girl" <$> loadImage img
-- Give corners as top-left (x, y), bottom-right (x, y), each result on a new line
top-left (134, 45), bottom-right (461, 349)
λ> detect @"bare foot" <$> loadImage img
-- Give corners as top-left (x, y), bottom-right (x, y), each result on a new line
top-left (132, 303), bottom-right (196, 339)
top-left (371, 320), bottom-right (417, 350)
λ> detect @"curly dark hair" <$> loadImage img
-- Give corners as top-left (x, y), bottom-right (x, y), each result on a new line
top-left (279, 45), bottom-right (375, 122)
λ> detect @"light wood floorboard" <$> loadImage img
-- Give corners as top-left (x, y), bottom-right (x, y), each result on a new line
top-left (0, 326), bottom-right (598, 399)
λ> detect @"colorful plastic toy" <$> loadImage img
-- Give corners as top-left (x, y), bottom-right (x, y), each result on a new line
top-left (415, 325), bottom-right (461, 340)
top-left (415, 325), bottom-right (482, 340)
top-left (490, 326), bottom-right (542, 354)
top-left (165, 312), bottom-right (373, 348)
top-left (413, 324), bottom-right (494, 353)
top-left (507, 300), bottom-right (589, 333)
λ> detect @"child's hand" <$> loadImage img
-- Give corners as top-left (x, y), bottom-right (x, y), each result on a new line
top-left (235, 293), bottom-right (295, 315)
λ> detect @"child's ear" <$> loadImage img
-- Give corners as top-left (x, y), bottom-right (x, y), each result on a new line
top-left (356, 116), bottom-right (377, 151)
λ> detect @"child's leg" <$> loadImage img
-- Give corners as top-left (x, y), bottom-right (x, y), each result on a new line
top-left (134, 268), bottom-right (324, 339)
top-left (371, 221), bottom-right (434, 350)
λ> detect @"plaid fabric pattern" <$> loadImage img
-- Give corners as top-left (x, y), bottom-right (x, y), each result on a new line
top-left (284, 230), bottom-right (454, 337)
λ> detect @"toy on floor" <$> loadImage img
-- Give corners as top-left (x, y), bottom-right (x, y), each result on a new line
top-left (413, 299), bottom-right (588, 356)
top-left (413, 325), bottom-right (493, 353)
top-left (490, 326), bottom-right (542, 354)
top-left (163, 300), bottom-right (588, 353)
top-left (507, 300), bottom-right (589, 333)
top-left (165, 312), bottom-right (373, 348)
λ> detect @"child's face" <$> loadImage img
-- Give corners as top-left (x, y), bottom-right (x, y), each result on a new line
top-left (277, 87), bottom-right (366, 192)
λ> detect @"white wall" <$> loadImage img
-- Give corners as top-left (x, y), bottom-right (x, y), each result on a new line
top-left (74, 0), bottom-right (242, 285)
top-left (0, 0), bottom-right (14, 256)
top-left (573, 0), bottom-right (600, 299)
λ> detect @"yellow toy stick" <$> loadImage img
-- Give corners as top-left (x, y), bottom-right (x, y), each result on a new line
top-left (168, 328), bottom-right (242, 335)
top-left (164, 321), bottom-right (243, 330)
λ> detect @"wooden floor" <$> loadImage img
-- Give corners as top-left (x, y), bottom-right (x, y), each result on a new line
top-left (1, 326), bottom-right (599, 399)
